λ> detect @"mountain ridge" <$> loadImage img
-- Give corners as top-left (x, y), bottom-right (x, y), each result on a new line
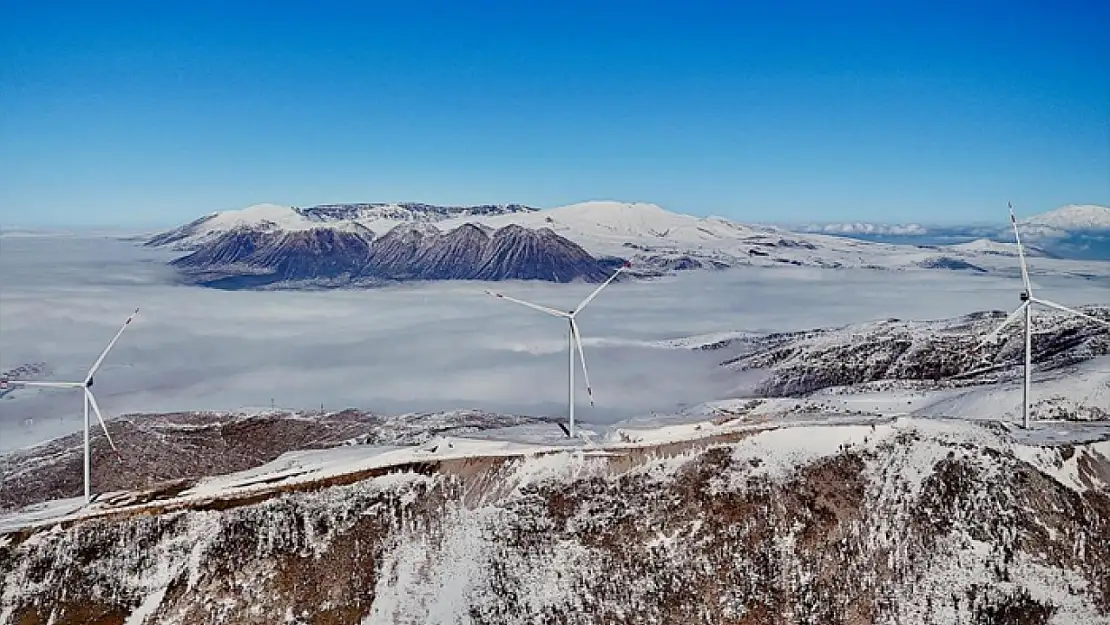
top-left (1, 415), bottom-right (1108, 624)
top-left (147, 200), bottom-right (1110, 288)
top-left (170, 221), bottom-right (617, 288)
top-left (789, 204), bottom-right (1110, 260)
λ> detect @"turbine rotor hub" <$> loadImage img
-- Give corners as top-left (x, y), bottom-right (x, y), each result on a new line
top-left (1020, 292), bottom-right (1030, 302)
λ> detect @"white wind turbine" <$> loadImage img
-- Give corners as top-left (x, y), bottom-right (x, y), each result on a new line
top-left (0, 309), bottom-right (139, 504)
top-left (977, 204), bottom-right (1110, 428)
top-left (485, 262), bottom-right (631, 438)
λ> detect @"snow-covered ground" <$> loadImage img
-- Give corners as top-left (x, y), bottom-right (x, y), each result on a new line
top-left (2, 408), bottom-right (1107, 536)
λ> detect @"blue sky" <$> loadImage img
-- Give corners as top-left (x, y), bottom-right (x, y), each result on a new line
top-left (1, 1), bottom-right (1107, 228)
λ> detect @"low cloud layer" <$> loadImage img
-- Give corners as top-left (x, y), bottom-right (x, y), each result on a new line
top-left (2, 235), bottom-right (1109, 452)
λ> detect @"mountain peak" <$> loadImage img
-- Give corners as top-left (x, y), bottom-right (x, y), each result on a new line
top-left (1024, 204), bottom-right (1110, 231)
top-left (205, 203), bottom-right (305, 229)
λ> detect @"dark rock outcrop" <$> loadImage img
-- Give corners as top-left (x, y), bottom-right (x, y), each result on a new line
top-left (470, 225), bottom-right (609, 282)
top-left (170, 222), bottom-right (618, 288)
top-left (302, 202), bottom-right (536, 222)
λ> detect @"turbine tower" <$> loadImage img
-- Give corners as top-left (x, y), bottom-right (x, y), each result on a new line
top-left (485, 262), bottom-right (630, 438)
top-left (977, 204), bottom-right (1110, 428)
top-left (1, 309), bottom-right (139, 503)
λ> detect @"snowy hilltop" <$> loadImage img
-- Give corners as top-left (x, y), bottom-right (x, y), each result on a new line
top-left (1, 415), bottom-right (1108, 624)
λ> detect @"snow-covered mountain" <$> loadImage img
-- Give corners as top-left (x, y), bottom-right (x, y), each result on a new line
top-left (168, 221), bottom-right (617, 288)
top-left (147, 200), bottom-right (1108, 288)
top-left (0, 409), bottom-right (558, 513)
top-left (147, 202), bottom-right (537, 251)
top-left (706, 307), bottom-right (1110, 399)
top-left (784, 204), bottom-right (1110, 260)
top-left (1026, 204), bottom-right (1110, 233)
top-left (946, 238), bottom-right (1050, 257)
top-left (1, 414), bottom-right (1108, 624)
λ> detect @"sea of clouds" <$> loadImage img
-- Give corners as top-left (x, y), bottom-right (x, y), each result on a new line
top-left (2, 233), bottom-right (1109, 453)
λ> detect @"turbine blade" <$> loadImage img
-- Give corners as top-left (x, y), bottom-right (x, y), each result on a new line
top-left (84, 308), bottom-right (140, 383)
top-left (1, 381), bottom-right (84, 388)
top-left (975, 304), bottom-right (1027, 349)
top-left (570, 319), bottom-right (594, 407)
top-left (484, 290), bottom-right (569, 318)
top-left (574, 262), bottom-right (630, 314)
top-left (1009, 203), bottom-right (1033, 296)
top-left (1031, 298), bottom-right (1110, 331)
top-left (85, 389), bottom-right (122, 461)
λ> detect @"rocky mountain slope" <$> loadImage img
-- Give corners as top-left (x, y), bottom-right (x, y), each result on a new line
top-left (169, 222), bottom-right (616, 288)
top-left (689, 307), bottom-right (1110, 399)
top-left (0, 410), bottom-right (557, 513)
top-left (147, 203), bottom-right (537, 250)
top-left (1, 417), bottom-right (1108, 624)
top-left (145, 200), bottom-right (1086, 289)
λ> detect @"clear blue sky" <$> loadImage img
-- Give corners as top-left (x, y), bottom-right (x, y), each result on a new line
top-left (1, 0), bottom-right (1108, 228)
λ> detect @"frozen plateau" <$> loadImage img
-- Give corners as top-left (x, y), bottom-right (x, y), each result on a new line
top-left (1, 200), bottom-right (1110, 624)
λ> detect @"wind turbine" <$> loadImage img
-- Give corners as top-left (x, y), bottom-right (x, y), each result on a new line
top-left (977, 204), bottom-right (1110, 428)
top-left (0, 309), bottom-right (139, 503)
top-left (485, 262), bottom-right (631, 438)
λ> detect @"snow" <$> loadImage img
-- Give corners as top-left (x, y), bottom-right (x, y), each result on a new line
top-left (652, 330), bottom-right (766, 350)
top-left (123, 587), bottom-right (168, 625)
top-left (1011, 443), bottom-right (1109, 493)
top-left (168, 203), bottom-right (369, 247)
top-left (949, 238), bottom-right (1029, 256)
top-left (910, 357), bottom-right (1110, 424)
top-left (442, 200), bottom-right (771, 256)
top-left (0, 496), bottom-right (85, 532)
top-left (200, 203), bottom-right (309, 232)
top-left (1025, 204), bottom-right (1110, 232)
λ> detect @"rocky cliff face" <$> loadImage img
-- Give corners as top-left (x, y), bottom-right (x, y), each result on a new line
top-left (1, 419), bottom-right (1108, 624)
top-left (171, 222), bottom-right (616, 288)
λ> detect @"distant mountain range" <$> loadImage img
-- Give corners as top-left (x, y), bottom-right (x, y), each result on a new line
top-left (146, 200), bottom-right (1106, 289)
top-left (788, 204), bottom-right (1110, 261)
